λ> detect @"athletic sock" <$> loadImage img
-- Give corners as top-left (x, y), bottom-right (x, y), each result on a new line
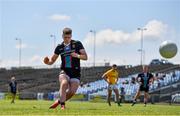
top-left (58, 99), bottom-right (61, 104)
top-left (60, 102), bottom-right (65, 106)
top-left (133, 99), bottom-right (137, 103)
top-left (144, 102), bottom-right (147, 107)
top-left (120, 98), bottom-right (122, 103)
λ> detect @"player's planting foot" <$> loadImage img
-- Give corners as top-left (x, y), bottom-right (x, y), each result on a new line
top-left (131, 100), bottom-right (136, 106)
top-left (49, 99), bottom-right (60, 109)
top-left (108, 101), bottom-right (111, 106)
top-left (11, 101), bottom-right (15, 104)
top-left (144, 103), bottom-right (147, 107)
top-left (118, 103), bottom-right (122, 106)
top-left (118, 99), bottom-right (122, 106)
top-left (118, 102), bottom-right (122, 106)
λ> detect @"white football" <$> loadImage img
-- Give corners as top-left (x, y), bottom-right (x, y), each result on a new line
top-left (159, 41), bottom-right (178, 59)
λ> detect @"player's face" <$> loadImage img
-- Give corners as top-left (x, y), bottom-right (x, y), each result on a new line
top-left (63, 34), bottom-right (72, 43)
top-left (11, 77), bottom-right (15, 82)
top-left (12, 79), bottom-right (15, 82)
top-left (112, 66), bottom-right (117, 71)
top-left (143, 66), bottom-right (148, 73)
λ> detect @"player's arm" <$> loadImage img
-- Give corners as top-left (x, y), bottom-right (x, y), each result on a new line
top-left (149, 74), bottom-right (157, 85)
top-left (115, 78), bottom-right (118, 84)
top-left (79, 49), bottom-right (88, 60)
top-left (16, 84), bottom-right (19, 93)
top-left (115, 73), bottom-right (119, 84)
top-left (71, 41), bottom-right (88, 60)
top-left (136, 74), bottom-right (142, 85)
top-left (102, 70), bottom-right (110, 83)
top-left (71, 49), bottom-right (88, 60)
top-left (43, 54), bottom-right (59, 65)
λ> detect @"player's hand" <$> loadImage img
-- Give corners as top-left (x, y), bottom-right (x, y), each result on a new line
top-left (139, 82), bottom-right (142, 85)
top-left (43, 57), bottom-right (49, 64)
top-left (71, 52), bottom-right (79, 58)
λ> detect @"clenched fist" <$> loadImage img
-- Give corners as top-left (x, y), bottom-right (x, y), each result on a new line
top-left (43, 57), bottom-right (49, 64)
top-left (71, 52), bottom-right (79, 58)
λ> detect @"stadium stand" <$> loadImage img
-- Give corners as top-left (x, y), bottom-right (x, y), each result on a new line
top-left (0, 64), bottom-right (179, 102)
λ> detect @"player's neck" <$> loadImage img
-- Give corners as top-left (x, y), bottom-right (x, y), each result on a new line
top-left (64, 40), bottom-right (71, 45)
top-left (143, 72), bottom-right (148, 74)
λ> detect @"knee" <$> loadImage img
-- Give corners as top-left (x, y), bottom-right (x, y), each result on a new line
top-left (108, 92), bottom-right (112, 96)
top-left (116, 93), bottom-right (119, 96)
top-left (114, 90), bottom-right (119, 95)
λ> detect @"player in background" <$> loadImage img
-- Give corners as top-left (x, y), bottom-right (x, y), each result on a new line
top-left (9, 76), bottom-right (18, 104)
top-left (102, 64), bottom-right (121, 106)
top-left (132, 65), bottom-right (156, 107)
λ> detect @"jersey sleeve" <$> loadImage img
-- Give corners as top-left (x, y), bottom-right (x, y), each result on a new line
top-left (104, 70), bottom-right (111, 77)
top-left (76, 41), bottom-right (84, 50)
top-left (136, 74), bottom-right (142, 81)
top-left (137, 74), bottom-right (141, 78)
top-left (117, 71), bottom-right (120, 78)
top-left (54, 45), bottom-right (61, 55)
top-left (149, 73), bottom-right (154, 79)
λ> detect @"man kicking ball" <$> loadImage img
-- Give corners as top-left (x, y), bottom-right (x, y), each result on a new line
top-left (44, 27), bottom-right (88, 110)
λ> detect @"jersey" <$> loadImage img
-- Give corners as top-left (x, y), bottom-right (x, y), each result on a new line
top-left (137, 72), bottom-right (153, 88)
top-left (54, 40), bottom-right (84, 79)
top-left (9, 81), bottom-right (17, 93)
top-left (104, 69), bottom-right (119, 84)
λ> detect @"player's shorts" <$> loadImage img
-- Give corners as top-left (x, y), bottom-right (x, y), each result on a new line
top-left (139, 85), bottom-right (149, 92)
top-left (59, 69), bottom-right (80, 84)
top-left (108, 84), bottom-right (118, 90)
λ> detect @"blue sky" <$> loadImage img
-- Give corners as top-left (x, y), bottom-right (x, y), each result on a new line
top-left (0, 0), bottom-right (180, 67)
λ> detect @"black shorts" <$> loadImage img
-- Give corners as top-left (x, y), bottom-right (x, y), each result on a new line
top-left (139, 85), bottom-right (149, 92)
top-left (60, 68), bottom-right (80, 80)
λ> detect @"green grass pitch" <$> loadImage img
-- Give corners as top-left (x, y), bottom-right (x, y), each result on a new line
top-left (0, 100), bottom-right (179, 115)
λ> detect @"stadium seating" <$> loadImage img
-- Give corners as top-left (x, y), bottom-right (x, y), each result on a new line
top-left (0, 64), bottom-right (179, 100)
top-left (76, 70), bottom-right (180, 100)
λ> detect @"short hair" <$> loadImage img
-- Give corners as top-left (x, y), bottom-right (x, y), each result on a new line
top-left (112, 64), bottom-right (117, 68)
top-left (63, 27), bottom-right (72, 35)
